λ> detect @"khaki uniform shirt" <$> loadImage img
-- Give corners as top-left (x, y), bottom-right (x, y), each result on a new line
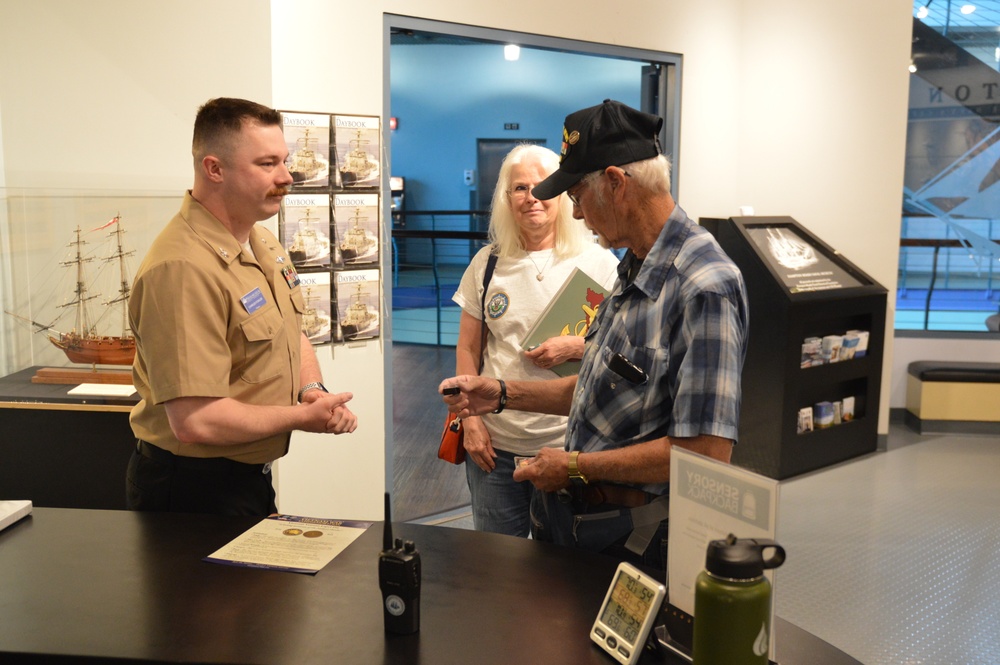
top-left (129, 192), bottom-right (305, 463)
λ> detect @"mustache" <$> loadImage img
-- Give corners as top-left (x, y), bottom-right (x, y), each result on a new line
top-left (267, 187), bottom-right (290, 197)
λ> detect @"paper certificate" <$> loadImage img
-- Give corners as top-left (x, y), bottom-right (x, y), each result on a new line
top-left (205, 514), bottom-right (372, 574)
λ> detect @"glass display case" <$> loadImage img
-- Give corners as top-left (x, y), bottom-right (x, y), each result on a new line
top-left (1, 188), bottom-right (183, 378)
top-left (0, 189), bottom-right (184, 509)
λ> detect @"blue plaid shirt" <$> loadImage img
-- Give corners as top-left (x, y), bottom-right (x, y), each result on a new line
top-left (567, 205), bottom-right (749, 496)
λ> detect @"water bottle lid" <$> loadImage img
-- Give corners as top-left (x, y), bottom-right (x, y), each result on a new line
top-left (705, 534), bottom-right (786, 579)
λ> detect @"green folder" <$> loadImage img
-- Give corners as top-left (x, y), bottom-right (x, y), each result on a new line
top-left (521, 267), bottom-right (610, 377)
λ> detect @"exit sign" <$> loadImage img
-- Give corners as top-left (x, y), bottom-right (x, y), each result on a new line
top-left (504, 123), bottom-right (520, 130)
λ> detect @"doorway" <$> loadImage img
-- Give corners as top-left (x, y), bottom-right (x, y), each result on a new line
top-left (384, 15), bottom-right (683, 521)
top-left (475, 138), bottom-right (546, 216)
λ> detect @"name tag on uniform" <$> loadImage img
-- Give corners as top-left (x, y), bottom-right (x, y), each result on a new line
top-left (282, 266), bottom-right (301, 288)
top-left (240, 287), bottom-right (267, 314)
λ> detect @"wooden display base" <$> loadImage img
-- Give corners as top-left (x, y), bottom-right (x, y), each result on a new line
top-left (31, 367), bottom-right (133, 385)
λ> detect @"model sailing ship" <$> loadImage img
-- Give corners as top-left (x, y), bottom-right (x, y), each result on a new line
top-left (339, 129), bottom-right (379, 186)
top-left (339, 207), bottom-right (378, 263)
top-left (339, 282), bottom-right (379, 340)
top-left (6, 215), bottom-right (136, 366)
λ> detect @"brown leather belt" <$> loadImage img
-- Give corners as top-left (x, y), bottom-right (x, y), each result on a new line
top-left (572, 483), bottom-right (657, 508)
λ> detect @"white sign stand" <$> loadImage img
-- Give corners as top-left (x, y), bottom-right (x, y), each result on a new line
top-left (664, 447), bottom-right (781, 656)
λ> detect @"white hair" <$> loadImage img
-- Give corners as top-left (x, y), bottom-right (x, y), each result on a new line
top-left (488, 144), bottom-right (594, 258)
top-left (582, 154), bottom-right (673, 207)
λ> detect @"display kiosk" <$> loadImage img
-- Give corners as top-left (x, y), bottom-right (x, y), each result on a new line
top-left (701, 216), bottom-right (887, 480)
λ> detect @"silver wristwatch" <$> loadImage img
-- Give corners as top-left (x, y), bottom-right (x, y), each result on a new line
top-left (297, 381), bottom-right (328, 402)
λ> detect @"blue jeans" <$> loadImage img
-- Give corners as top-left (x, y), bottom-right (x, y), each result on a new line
top-left (465, 449), bottom-right (534, 537)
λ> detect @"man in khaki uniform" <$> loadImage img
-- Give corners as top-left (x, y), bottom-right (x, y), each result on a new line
top-left (127, 97), bottom-right (357, 516)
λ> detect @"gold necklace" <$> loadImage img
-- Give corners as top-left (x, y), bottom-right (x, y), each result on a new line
top-left (527, 249), bottom-right (553, 281)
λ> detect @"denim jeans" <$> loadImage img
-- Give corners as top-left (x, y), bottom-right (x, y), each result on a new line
top-left (465, 449), bottom-right (534, 537)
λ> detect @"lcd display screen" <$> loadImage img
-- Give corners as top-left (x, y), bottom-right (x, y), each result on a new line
top-left (598, 569), bottom-right (658, 646)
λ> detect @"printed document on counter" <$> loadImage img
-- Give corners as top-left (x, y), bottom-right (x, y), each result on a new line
top-left (205, 514), bottom-right (372, 574)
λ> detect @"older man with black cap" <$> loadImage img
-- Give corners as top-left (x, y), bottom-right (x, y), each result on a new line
top-left (440, 99), bottom-right (749, 572)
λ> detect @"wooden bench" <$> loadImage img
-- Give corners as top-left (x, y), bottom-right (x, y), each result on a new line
top-left (906, 361), bottom-right (1000, 434)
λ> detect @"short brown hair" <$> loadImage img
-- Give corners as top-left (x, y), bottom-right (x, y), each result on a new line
top-left (192, 97), bottom-right (282, 160)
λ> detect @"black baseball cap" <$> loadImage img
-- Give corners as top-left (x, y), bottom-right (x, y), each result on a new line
top-left (532, 99), bottom-right (663, 200)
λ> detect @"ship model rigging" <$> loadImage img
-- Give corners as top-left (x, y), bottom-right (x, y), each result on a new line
top-left (6, 215), bottom-right (136, 368)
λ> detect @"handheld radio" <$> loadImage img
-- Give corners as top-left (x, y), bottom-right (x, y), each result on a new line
top-left (378, 492), bottom-right (421, 634)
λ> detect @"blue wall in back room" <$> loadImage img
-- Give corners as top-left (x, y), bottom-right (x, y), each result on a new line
top-left (389, 43), bottom-right (644, 218)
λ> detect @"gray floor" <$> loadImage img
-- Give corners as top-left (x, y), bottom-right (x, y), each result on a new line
top-left (774, 422), bottom-right (999, 665)
top-left (412, 422), bottom-right (1000, 665)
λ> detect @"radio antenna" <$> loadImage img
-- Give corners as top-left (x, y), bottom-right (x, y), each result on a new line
top-left (383, 492), bottom-right (393, 550)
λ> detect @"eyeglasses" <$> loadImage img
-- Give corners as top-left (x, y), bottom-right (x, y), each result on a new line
top-left (507, 184), bottom-right (535, 200)
top-left (566, 170), bottom-right (631, 207)
top-left (566, 184), bottom-right (587, 207)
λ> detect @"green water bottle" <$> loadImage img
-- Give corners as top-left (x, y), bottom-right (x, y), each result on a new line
top-left (691, 534), bottom-right (786, 665)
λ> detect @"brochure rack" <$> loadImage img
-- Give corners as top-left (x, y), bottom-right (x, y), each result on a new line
top-left (702, 216), bottom-right (887, 479)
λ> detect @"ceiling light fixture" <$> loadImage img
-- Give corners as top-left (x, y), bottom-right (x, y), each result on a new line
top-left (917, 6), bottom-right (929, 18)
top-left (960, 4), bottom-right (976, 14)
top-left (504, 44), bottom-right (520, 61)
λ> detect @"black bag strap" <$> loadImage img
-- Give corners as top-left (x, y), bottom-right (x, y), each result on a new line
top-left (478, 251), bottom-right (498, 373)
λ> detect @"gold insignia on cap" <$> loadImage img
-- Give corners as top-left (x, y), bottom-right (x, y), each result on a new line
top-left (567, 131), bottom-right (581, 145)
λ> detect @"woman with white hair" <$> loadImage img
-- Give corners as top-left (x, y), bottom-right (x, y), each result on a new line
top-left (451, 144), bottom-right (619, 537)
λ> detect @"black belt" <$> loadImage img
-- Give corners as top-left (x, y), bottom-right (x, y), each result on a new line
top-left (570, 483), bottom-right (658, 508)
top-left (136, 440), bottom-right (271, 475)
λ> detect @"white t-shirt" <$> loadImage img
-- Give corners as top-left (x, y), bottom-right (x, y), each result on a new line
top-left (452, 242), bottom-right (620, 455)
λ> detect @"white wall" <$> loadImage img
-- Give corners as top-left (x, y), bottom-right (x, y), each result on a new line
top-left (729, 2), bottom-right (912, 434)
top-left (0, 1), bottom-right (273, 190)
top-left (0, 0), bottom-right (915, 520)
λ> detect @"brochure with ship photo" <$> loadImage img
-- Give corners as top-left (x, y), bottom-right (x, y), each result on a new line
top-left (521, 267), bottom-right (610, 377)
top-left (335, 269), bottom-right (380, 342)
top-left (298, 271), bottom-right (333, 345)
top-left (280, 193), bottom-right (332, 269)
top-left (333, 193), bottom-right (380, 267)
top-left (333, 115), bottom-right (381, 189)
top-left (282, 111), bottom-right (331, 188)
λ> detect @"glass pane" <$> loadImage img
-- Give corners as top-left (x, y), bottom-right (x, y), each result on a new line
top-left (902, 3), bottom-right (1000, 332)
